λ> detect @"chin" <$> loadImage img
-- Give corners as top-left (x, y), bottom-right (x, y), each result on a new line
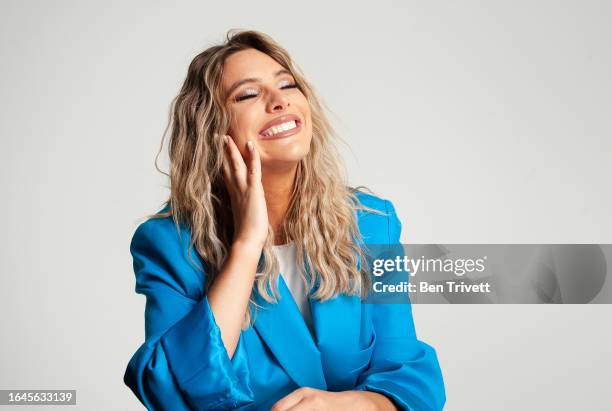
top-left (261, 154), bottom-right (308, 170)
top-left (262, 145), bottom-right (309, 161)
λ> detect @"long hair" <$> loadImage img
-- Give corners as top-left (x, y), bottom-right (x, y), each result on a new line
top-left (147, 29), bottom-right (385, 327)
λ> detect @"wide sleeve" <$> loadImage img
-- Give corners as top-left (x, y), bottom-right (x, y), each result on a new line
top-left (123, 220), bottom-right (254, 410)
top-left (354, 200), bottom-right (446, 411)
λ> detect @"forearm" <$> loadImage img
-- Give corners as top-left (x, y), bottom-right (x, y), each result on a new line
top-left (207, 241), bottom-right (261, 358)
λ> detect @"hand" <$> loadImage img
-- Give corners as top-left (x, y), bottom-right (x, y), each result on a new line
top-left (270, 387), bottom-right (378, 411)
top-left (221, 134), bottom-right (269, 251)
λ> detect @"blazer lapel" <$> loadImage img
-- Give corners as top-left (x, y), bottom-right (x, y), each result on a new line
top-left (309, 292), bottom-right (369, 390)
top-left (252, 274), bottom-right (327, 390)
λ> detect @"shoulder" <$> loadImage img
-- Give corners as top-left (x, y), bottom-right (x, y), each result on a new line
top-left (129, 205), bottom-right (205, 298)
top-left (130, 205), bottom-right (190, 259)
top-left (352, 189), bottom-right (402, 244)
top-left (354, 190), bottom-right (387, 211)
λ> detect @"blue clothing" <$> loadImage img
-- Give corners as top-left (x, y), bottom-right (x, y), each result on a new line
top-left (124, 192), bottom-right (446, 410)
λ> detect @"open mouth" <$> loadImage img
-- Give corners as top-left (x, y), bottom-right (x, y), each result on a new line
top-left (259, 119), bottom-right (302, 139)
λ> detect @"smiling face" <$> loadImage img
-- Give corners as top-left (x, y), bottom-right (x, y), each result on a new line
top-left (222, 48), bottom-right (313, 170)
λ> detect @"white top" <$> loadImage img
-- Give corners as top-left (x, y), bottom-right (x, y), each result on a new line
top-left (272, 242), bottom-right (314, 335)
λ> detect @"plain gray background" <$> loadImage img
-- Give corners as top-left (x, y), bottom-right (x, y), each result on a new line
top-left (1, 0), bottom-right (611, 410)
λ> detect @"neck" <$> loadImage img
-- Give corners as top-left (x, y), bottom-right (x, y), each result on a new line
top-left (261, 163), bottom-right (298, 246)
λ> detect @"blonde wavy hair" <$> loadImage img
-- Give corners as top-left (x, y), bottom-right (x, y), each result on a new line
top-left (146, 29), bottom-right (385, 327)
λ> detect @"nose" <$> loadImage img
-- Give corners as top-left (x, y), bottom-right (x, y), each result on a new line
top-left (266, 88), bottom-right (290, 112)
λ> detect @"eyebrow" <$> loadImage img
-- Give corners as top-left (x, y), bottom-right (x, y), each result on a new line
top-left (225, 68), bottom-right (293, 97)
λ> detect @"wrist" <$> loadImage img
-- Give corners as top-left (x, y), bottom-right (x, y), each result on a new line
top-left (230, 240), bottom-right (263, 261)
top-left (349, 390), bottom-right (396, 411)
top-left (341, 391), bottom-right (378, 411)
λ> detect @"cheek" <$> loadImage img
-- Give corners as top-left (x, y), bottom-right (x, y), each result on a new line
top-left (301, 102), bottom-right (313, 134)
top-left (305, 114), bottom-right (313, 135)
top-left (304, 116), bottom-right (313, 144)
top-left (228, 110), bottom-right (254, 143)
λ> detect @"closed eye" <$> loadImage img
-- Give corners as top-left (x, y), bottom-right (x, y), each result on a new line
top-left (234, 83), bottom-right (299, 102)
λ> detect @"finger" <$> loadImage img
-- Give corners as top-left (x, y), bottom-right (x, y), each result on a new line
top-left (221, 136), bottom-right (234, 190)
top-left (245, 140), bottom-right (262, 185)
top-left (285, 399), bottom-right (311, 411)
top-left (286, 390), bottom-right (321, 411)
top-left (270, 388), bottom-right (306, 411)
top-left (225, 135), bottom-right (247, 189)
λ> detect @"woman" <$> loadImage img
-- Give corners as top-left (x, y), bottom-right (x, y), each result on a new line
top-left (124, 29), bottom-right (446, 411)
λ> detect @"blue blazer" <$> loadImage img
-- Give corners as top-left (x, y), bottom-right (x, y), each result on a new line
top-left (124, 192), bottom-right (446, 410)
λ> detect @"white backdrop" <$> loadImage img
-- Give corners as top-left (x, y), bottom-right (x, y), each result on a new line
top-left (1, 1), bottom-right (611, 409)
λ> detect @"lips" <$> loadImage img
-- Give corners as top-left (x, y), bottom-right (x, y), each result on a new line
top-left (258, 114), bottom-right (302, 137)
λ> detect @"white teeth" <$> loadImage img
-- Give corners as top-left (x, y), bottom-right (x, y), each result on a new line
top-left (263, 120), bottom-right (297, 136)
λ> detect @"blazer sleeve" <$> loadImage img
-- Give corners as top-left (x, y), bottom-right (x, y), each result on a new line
top-left (354, 200), bottom-right (447, 411)
top-left (123, 220), bottom-right (254, 411)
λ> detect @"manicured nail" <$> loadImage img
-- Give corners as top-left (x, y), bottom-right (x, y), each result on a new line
top-left (247, 141), bottom-right (253, 151)
top-left (223, 135), bottom-right (229, 144)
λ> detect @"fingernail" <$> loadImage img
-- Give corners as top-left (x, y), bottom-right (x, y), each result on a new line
top-left (247, 141), bottom-right (253, 151)
top-left (223, 135), bottom-right (229, 144)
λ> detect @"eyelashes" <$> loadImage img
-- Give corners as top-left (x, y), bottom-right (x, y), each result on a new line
top-left (234, 83), bottom-right (299, 102)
